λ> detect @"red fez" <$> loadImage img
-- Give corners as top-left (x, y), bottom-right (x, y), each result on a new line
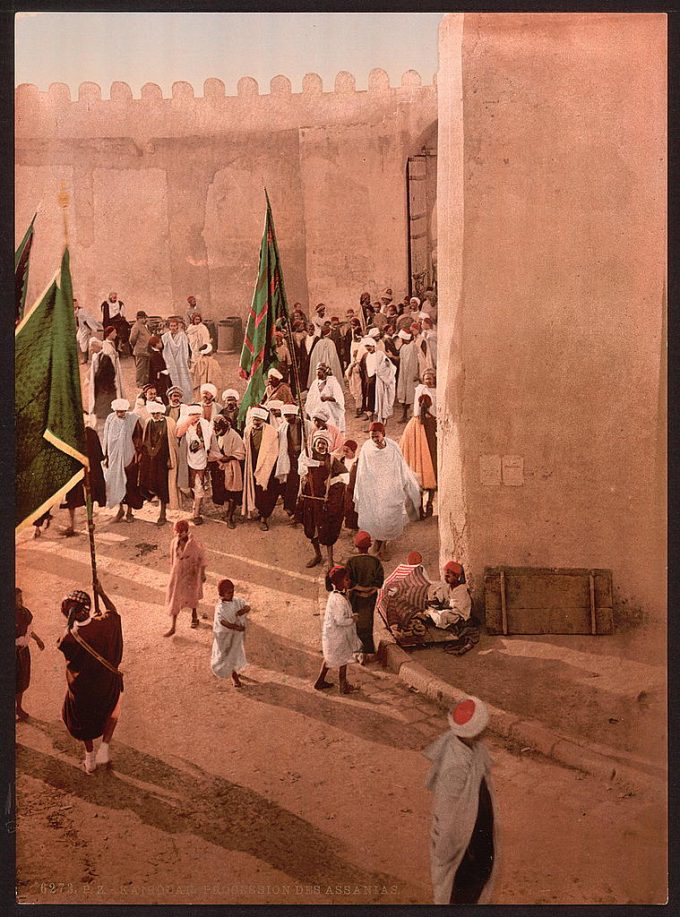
top-left (344, 439), bottom-right (358, 452)
top-left (418, 392), bottom-right (432, 406)
top-left (174, 520), bottom-right (189, 535)
top-left (410, 323), bottom-right (421, 333)
top-left (104, 325), bottom-right (116, 338)
top-left (328, 565), bottom-right (349, 588)
top-left (354, 531), bottom-right (372, 550)
top-left (445, 561), bottom-right (464, 576)
top-left (218, 578), bottom-right (234, 594)
top-left (407, 551), bottom-right (423, 565)
top-left (369, 421), bottom-right (385, 434)
top-left (452, 698), bottom-right (476, 725)
top-left (148, 335), bottom-right (162, 348)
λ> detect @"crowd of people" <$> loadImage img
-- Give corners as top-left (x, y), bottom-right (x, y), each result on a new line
top-left (70, 288), bottom-right (440, 555)
top-left (19, 287), bottom-right (494, 903)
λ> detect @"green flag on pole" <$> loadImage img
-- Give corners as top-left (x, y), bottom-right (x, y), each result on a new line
top-left (238, 191), bottom-right (290, 423)
top-left (15, 248), bottom-right (88, 531)
top-left (15, 213), bottom-right (36, 325)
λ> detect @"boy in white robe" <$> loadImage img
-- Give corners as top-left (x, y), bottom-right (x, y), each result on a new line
top-left (314, 565), bottom-right (362, 695)
top-left (211, 578), bottom-right (251, 688)
top-left (161, 317), bottom-right (192, 403)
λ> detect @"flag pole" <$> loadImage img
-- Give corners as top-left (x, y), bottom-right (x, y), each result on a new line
top-left (58, 182), bottom-right (100, 615)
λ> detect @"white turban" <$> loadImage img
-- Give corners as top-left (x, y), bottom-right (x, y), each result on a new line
top-left (282, 404), bottom-right (299, 416)
top-left (187, 404), bottom-right (203, 416)
top-left (361, 337), bottom-right (375, 347)
top-left (147, 400), bottom-right (165, 414)
top-left (250, 406), bottom-right (269, 421)
top-left (222, 389), bottom-right (239, 402)
top-left (410, 297), bottom-right (421, 307)
top-left (312, 430), bottom-right (332, 447)
top-left (111, 399), bottom-right (129, 412)
top-left (199, 342), bottom-right (213, 356)
top-left (398, 330), bottom-right (412, 341)
top-left (200, 383), bottom-right (217, 397)
top-left (268, 367), bottom-right (283, 381)
top-left (418, 311), bottom-right (429, 320)
top-left (312, 407), bottom-right (330, 422)
top-left (267, 399), bottom-right (284, 411)
top-left (368, 327), bottom-right (381, 338)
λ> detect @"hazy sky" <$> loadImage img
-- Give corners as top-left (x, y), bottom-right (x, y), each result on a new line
top-left (15, 12), bottom-right (443, 97)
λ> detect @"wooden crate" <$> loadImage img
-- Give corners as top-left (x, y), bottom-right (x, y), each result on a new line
top-left (484, 566), bottom-right (613, 635)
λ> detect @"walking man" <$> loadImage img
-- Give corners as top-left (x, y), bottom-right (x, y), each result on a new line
top-left (242, 406), bottom-right (280, 531)
top-left (58, 580), bottom-right (123, 773)
top-left (353, 421), bottom-right (421, 556)
top-left (102, 399), bottom-right (143, 523)
top-left (424, 696), bottom-right (496, 904)
top-left (161, 317), bottom-right (192, 403)
top-left (129, 311), bottom-right (151, 388)
top-left (164, 520), bottom-right (207, 635)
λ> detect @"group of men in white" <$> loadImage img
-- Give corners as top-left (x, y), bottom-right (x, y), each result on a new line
top-left (73, 286), bottom-right (440, 561)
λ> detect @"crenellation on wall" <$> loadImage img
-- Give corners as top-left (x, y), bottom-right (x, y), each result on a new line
top-left (141, 82), bottom-right (163, 101)
top-left (171, 81), bottom-right (195, 101)
top-left (237, 76), bottom-right (259, 97)
top-left (203, 78), bottom-right (225, 100)
top-left (302, 72), bottom-right (323, 94)
top-left (368, 68), bottom-right (390, 93)
top-left (78, 82), bottom-right (101, 102)
top-left (111, 81), bottom-right (133, 102)
top-left (334, 71), bottom-right (356, 93)
top-left (270, 75), bottom-right (292, 95)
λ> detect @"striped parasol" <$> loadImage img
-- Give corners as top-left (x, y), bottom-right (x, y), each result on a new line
top-left (377, 563), bottom-right (431, 629)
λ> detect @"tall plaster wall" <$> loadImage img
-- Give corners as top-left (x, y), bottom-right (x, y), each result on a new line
top-left (15, 72), bottom-right (436, 319)
top-left (437, 13), bottom-right (667, 620)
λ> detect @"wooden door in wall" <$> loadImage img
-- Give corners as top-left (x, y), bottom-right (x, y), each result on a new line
top-left (406, 151), bottom-right (437, 299)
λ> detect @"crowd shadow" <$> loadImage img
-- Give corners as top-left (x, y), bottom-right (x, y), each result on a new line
top-left (241, 682), bottom-right (428, 752)
top-left (18, 718), bottom-right (421, 897)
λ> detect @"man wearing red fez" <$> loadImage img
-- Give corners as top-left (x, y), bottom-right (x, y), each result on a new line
top-left (353, 420), bottom-right (422, 556)
top-left (429, 561), bottom-right (472, 624)
top-left (346, 531), bottom-right (384, 663)
top-left (423, 695), bottom-right (496, 904)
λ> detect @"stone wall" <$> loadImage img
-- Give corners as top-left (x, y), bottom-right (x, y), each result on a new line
top-left (15, 71), bottom-right (437, 319)
top-left (437, 13), bottom-right (666, 621)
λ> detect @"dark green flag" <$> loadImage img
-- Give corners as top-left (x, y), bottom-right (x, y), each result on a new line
top-left (16, 248), bottom-right (88, 531)
top-left (238, 191), bottom-right (290, 422)
top-left (15, 214), bottom-right (36, 325)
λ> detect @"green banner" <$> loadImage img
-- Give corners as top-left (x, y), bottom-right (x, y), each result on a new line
top-left (15, 213), bottom-right (36, 325)
top-left (238, 191), bottom-right (290, 422)
top-left (16, 248), bottom-right (88, 530)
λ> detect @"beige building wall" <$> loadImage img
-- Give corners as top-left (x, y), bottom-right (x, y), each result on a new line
top-left (437, 13), bottom-right (667, 621)
top-left (15, 73), bottom-right (436, 320)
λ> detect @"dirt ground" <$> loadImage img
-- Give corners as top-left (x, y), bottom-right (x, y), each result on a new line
top-left (13, 350), bottom-right (668, 905)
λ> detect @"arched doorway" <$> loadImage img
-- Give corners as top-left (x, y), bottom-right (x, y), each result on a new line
top-left (406, 121), bottom-right (437, 298)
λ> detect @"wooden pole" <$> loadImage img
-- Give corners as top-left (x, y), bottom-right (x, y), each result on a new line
top-left (500, 569), bottom-right (508, 636)
top-left (58, 181), bottom-right (100, 614)
top-left (589, 572), bottom-right (597, 636)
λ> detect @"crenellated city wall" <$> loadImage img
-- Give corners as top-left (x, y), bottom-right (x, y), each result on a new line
top-left (15, 71), bottom-right (437, 318)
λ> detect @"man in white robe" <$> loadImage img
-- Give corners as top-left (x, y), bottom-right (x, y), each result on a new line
top-left (242, 406), bottom-right (280, 530)
top-left (415, 368), bottom-right (437, 418)
top-left (88, 331), bottom-right (125, 438)
top-left (305, 363), bottom-right (346, 431)
top-left (161, 317), bottom-right (192, 403)
top-left (306, 328), bottom-right (343, 389)
top-left (74, 299), bottom-right (101, 364)
top-left (423, 696), bottom-right (496, 904)
top-left (186, 313), bottom-right (211, 361)
top-left (102, 399), bottom-right (143, 523)
top-left (395, 330), bottom-right (419, 423)
top-left (353, 421), bottom-right (421, 554)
